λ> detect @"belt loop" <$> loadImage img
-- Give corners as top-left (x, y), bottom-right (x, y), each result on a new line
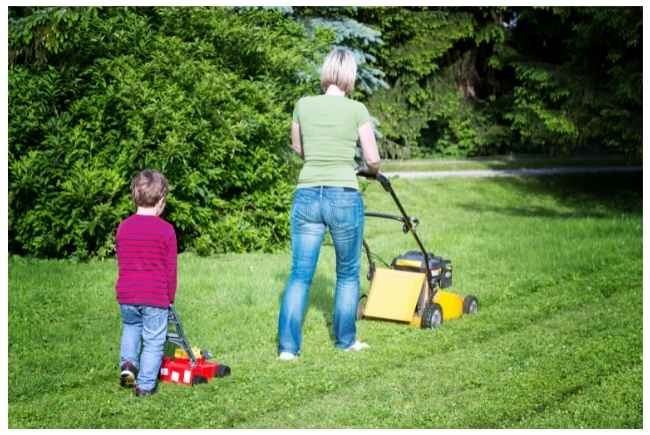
top-left (319, 185), bottom-right (323, 199)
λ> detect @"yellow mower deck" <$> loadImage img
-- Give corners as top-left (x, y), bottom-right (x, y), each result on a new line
top-left (363, 268), bottom-right (425, 322)
top-left (362, 267), bottom-right (469, 326)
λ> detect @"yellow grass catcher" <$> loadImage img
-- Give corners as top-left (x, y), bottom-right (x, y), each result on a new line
top-left (356, 170), bottom-right (478, 329)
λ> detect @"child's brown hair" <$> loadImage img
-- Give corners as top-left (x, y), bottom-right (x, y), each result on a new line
top-left (131, 170), bottom-right (169, 207)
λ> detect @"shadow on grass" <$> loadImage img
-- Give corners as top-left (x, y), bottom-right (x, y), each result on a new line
top-left (274, 269), bottom-right (337, 346)
top-left (459, 173), bottom-right (642, 218)
top-left (310, 274), bottom-right (336, 339)
top-left (458, 203), bottom-right (610, 219)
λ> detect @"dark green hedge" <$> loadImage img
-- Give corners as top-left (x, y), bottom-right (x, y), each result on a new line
top-left (9, 7), bottom-right (331, 258)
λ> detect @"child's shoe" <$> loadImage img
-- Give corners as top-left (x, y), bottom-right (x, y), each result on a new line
top-left (119, 361), bottom-right (138, 388)
top-left (343, 340), bottom-right (370, 352)
top-left (134, 386), bottom-right (157, 397)
top-left (278, 351), bottom-right (298, 361)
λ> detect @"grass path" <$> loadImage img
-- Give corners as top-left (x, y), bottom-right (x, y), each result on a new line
top-left (384, 166), bottom-right (642, 179)
top-left (8, 173), bottom-right (642, 428)
top-left (380, 155), bottom-right (636, 172)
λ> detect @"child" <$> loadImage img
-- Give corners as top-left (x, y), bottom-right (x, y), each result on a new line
top-left (115, 169), bottom-right (177, 397)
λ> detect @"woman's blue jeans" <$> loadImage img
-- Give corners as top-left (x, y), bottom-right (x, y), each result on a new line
top-left (278, 186), bottom-right (364, 354)
top-left (119, 304), bottom-right (168, 391)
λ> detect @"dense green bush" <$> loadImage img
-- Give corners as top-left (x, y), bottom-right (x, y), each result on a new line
top-left (9, 7), bottom-right (330, 258)
top-left (351, 6), bottom-right (641, 158)
top-left (355, 7), bottom-right (509, 158)
top-left (497, 7), bottom-right (642, 156)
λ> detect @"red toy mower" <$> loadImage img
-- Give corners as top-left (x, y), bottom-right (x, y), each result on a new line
top-left (159, 305), bottom-right (231, 386)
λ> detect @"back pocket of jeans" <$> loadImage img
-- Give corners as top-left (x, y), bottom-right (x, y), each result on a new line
top-left (331, 199), bottom-right (360, 229)
top-left (292, 196), bottom-right (319, 222)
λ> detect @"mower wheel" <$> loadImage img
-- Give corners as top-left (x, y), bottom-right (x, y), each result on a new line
top-left (421, 303), bottom-right (443, 329)
top-left (217, 364), bottom-right (231, 377)
top-left (357, 294), bottom-right (367, 320)
top-left (463, 295), bottom-right (479, 314)
top-left (192, 376), bottom-right (208, 385)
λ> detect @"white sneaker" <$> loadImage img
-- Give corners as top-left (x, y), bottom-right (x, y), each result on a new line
top-left (278, 351), bottom-right (298, 361)
top-left (344, 340), bottom-right (370, 352)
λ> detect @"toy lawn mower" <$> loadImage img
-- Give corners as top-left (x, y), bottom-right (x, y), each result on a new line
top-left (356, 170), bottom-right (478, 329)
top-left (159, 305), bottom-right (231, 386)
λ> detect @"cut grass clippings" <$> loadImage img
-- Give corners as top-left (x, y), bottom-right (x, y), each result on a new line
top-left (8, 173), bottom-right (642, 428)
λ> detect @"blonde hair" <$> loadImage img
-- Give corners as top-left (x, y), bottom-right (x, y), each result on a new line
top-left (320, 47), bottom-right (357, 95)
top-left (131, 169), bottom-right (169, 207)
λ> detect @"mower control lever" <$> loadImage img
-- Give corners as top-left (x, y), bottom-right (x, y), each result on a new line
top-left (404, 217), bottom-right (419, 233)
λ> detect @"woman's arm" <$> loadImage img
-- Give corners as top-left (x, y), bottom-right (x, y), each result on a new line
top-left (290, 121), bottom-right (304, 159)
top-left (358, 121), bottom-right (380, 173)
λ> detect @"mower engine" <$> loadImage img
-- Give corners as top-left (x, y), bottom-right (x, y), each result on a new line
top-left (392, 250), bottom-right (453, 289)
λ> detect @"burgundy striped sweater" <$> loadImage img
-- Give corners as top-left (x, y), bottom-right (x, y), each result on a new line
top-left (115, 214), bottom-right (177, 308)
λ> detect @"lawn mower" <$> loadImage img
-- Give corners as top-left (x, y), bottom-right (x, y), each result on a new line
top-left (356, 169), bottom-right (478, 329)
top-left (159, 305), bottom-right (231, 386)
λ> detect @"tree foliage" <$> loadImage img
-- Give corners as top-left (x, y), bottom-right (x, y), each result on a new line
top-left (8, 6), bottom-right (642, 259)
top-left (351, 6), bottom-right (641, 158)
top-left (502, 7), bottom-right (642, 155)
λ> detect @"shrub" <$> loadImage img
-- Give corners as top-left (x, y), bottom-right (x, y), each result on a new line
top-left (9, 6), bottom-right (331, 258)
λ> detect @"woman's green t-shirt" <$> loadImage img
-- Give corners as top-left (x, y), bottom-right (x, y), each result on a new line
top-left (292, 95), bottom-right (371, 190)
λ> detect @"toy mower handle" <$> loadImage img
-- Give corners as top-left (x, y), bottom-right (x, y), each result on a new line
top-left (356, 167), bottom-right (391, 192)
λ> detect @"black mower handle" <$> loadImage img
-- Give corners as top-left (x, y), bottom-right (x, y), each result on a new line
top-left (364, 211), bottom-right (419, 233)
top-left (357, 164), bottom-right (436, 292)
top-left (356, 168), bottom-right (391, 192)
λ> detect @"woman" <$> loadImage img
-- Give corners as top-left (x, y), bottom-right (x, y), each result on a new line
top-left (277, 47), bottom-right (381, 360)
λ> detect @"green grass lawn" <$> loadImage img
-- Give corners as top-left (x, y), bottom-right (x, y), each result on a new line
top-left (381, 155), bottom-right (636, 172)
top-left (8, 173), bottom-right (642, 428)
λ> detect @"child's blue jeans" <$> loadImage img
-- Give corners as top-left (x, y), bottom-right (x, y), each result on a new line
top-left (119, 304), bottom-right (168, 391)
top-left (278, 186), bottom-right (364, 355)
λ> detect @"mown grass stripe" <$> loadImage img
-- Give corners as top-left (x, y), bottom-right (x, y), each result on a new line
top-left (239, 289), bottom-right (639, 428)
top-left (8, 174), bottom-right (641, 428)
